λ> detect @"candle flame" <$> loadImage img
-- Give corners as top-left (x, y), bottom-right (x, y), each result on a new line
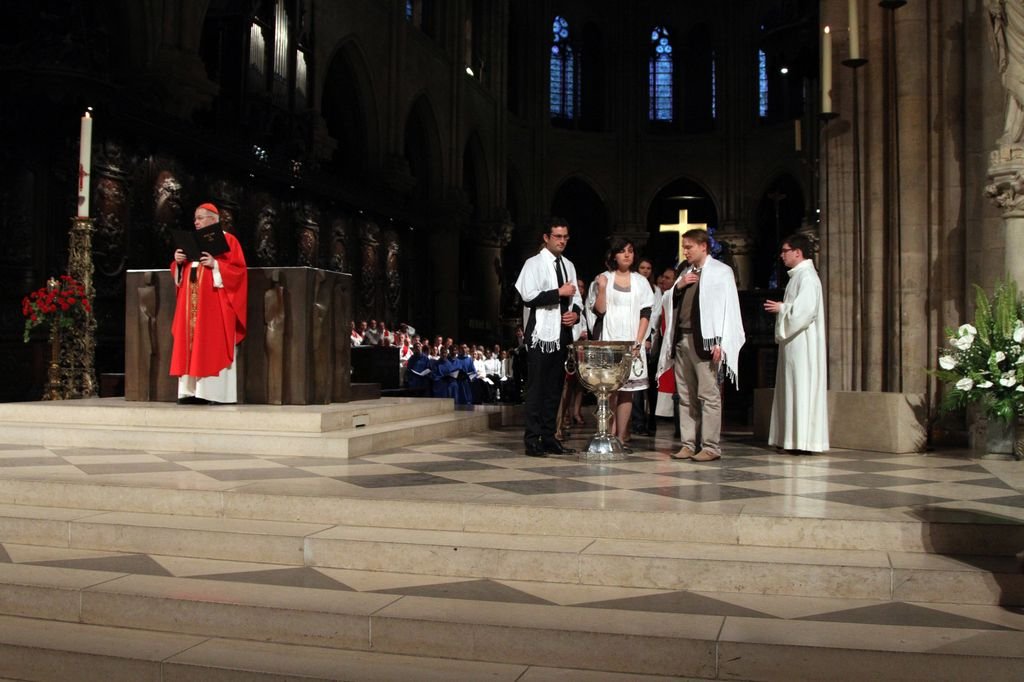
top-left (824, 26), bottom-right (830, 34)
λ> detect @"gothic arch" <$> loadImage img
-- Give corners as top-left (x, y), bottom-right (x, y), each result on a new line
top-left (400, 93), bottom-right (445, 204)
top-left (550, 175), bottom-right (610, 280)
top-left (551, 172), bottom-right (611, 209)
top-left (320, 38), bottom-right (381, 176)
top-left (644, 176), bottom-right (720, 271)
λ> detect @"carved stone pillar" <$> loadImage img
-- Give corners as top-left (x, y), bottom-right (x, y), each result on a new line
top-left (985, 144), bottom-right (1024, 286)
top-left (720, 233), bottom-right (754, 291)
top-left (464, 216), bottom-right (514, 339)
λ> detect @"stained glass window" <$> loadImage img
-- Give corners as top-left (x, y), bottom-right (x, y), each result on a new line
top-left (406, 0), bottom-right (413, 21)
top-left (648, 26), bottom-right (673, 122)
top-left (711, 51), bottom-right (717, 120)
top-left (758, 49), bottom-right (768, 117)
top-left (549, 16), bottom-right (577, 119)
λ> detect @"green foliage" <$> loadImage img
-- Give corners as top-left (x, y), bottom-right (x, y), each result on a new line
top-left (931, 278), bottom-right (1024, 423)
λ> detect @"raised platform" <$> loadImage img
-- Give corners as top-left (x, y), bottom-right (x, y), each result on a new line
top-left (0, 404), bottom-right (1021, 679)
top-left (0, 397), bottom-right (494, 459)
top-left (753, 388), bottom-right (928, 453)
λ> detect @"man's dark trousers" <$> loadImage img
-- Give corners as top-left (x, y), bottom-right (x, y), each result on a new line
top-left (523, 345), bottom-right (567, 445)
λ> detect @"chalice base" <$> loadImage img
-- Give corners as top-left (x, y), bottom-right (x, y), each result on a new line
top-left (581, 434), bottom-right (628, 461)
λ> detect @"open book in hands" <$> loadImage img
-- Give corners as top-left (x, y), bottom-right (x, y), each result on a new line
top-left (173, 227), bottom-right (230, 261)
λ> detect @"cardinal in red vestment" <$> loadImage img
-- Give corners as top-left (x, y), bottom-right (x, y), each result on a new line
top-left (170, 203), bottom-right (248, 403)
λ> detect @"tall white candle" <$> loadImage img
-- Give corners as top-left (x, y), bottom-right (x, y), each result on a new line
top-left (848, 0), bottom-right (861, 60)
top-left (822, 26), bottom-right (833, 112)
top-left (77, 110), bottom-right (92, 218)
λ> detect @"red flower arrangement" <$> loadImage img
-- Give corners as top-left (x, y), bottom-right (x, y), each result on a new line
top-left (22, 275), bottom-right (92, 343)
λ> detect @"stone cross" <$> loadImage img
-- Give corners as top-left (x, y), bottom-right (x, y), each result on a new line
top-left (659, 209), bottom-right (707, 263)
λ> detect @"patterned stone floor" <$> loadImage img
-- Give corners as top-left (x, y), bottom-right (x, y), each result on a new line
top-left (0, 425), bottom-right (1022, 524)
top-left (2, 539), bottom-right (1023, 633)
top-left (2, 420), bottom-right (1024, 669)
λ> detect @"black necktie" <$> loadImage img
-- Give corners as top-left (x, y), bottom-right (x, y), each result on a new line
top-left (555, 256), bottom-right (572, 345)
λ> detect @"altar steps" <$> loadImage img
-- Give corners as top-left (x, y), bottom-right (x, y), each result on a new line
top-left (0, 501), bottom-right (1020, 606)
top-left (0, 544), bottom-right (1022, 681)
top-left (0, 613), bottom-right (682, 682)
top-left (0, 472), bottom-right (1022, 678)
top-left (0, 397), bottom-right (495, 458)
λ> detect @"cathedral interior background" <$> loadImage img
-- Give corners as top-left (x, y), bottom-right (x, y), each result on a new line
top-left (0, 1), bottom-right (1013, 444)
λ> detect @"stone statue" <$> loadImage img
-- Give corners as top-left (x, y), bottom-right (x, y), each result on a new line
top-left (358, 219), bottom-right (380, 315)
top-left (383, 229), bottom-right (401, 312)
top-left (329, 215), bottom-right (349, 273)
top-left (152, 169), bottom-right (183, 253)
top-left (255, 200), bottom-right (279, 266)
top-left (987, 0), bottom-right (1024, 144)
top-left (296, 201), bottom-right (320, 267)
top-left (264, 269), bottom-right (286, 405)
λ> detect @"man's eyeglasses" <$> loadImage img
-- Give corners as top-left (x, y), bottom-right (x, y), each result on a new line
top-left (549, 234), bottom-right (570, 241)
top-left (780, 247), bottom-right (795, 254)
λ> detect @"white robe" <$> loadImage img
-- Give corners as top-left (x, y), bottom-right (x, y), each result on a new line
top-left (514, 248), bottom-right (584, 352)
top-left (655, 257), bottom-right (745, 387)
top-left (587, 271), bottom-right (655, 390)
top-left (768, 259), bottom-right (829, 452)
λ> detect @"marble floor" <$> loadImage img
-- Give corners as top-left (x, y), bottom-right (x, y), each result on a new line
top-left (1, 419), bottom-right (1024, 679)
top-left (0, 424), bottom-right (1021, 524)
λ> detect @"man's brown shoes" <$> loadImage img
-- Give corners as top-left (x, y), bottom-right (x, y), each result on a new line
top-left (693, 449), bottom-right (721, 462)
top-left (671, 446), bottom-right (695, 460)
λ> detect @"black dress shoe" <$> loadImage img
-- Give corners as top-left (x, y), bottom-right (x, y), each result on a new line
top-left (542, 439), bottom-right (576, 455)
top-left (524, 441), bottom-right (548, 457)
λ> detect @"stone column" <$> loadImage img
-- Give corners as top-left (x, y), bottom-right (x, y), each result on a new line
top-left (721, 233), bottom-right (754, 291)
top-left (984, 0), bottom-right (1024, 323)
top-left (986, 149), bottom-right (1024, 286)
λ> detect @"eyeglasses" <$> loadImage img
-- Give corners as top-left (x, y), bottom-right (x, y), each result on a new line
top-left (780, 247), bottom-right (795, 254)
top-left (548, 234), bottom-right (570, 241)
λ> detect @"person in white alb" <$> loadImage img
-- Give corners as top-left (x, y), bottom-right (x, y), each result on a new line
top-left (763, 233), bottom-right (829, 453)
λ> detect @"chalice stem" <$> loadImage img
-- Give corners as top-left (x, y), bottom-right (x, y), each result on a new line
top-left (595, 392), bottom-right (611, 436)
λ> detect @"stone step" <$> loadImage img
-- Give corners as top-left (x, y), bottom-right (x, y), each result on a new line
top-left (0, 476), bottom-right (1021, 556)
top-left (0, 566), bottom-right (1022, 680)
top-left (0, 503), bottom-right (1020, 604)
top-left (0, 396), bottom-right (454, 433)
top-left (0, 409), bottom-right (494, 458)
top-left (0, 612), bottom-right (641, 682)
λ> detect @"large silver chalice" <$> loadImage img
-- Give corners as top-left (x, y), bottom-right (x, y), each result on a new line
top-left (569, 340), bottom-right (636, 460)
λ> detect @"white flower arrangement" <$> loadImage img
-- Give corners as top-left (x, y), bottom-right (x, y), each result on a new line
top-left (934, 280), bottom-right (1024, 423)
